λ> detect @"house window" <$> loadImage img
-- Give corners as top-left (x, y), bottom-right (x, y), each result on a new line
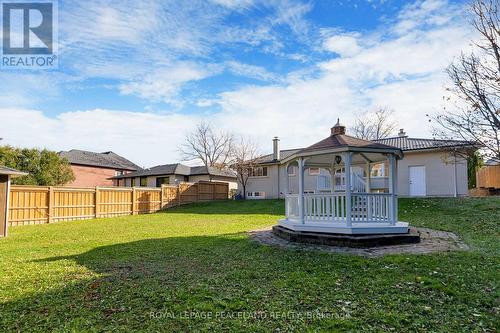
top-left (371, 163), bottom-right (386, 177)
top-left (309, 167), bottom-right (320, 175)
top-left (130, 178), bottom-right (135, 187)
top-left (156, 176), bottom-right (170, 187)
top-left (247, 191), bottom-right (265, 199)
top-left (115, 170), bottom-right (125, 176)
top-left (251, 166), bottom-right (268, 177)
top-left (116, 179), bottom-right (122, 187)
top-left (317, 175), bottom-right (331, 191)
top-left (139, 177), bottom-right (147, 187)
top-left (287, 165), bottom-right (296, 176)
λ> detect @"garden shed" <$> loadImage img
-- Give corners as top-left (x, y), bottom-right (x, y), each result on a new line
top-left (0, 166), bottom-right (26, 237)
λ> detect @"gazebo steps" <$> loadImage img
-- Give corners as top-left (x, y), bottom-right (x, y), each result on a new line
top-left (278, 218), bottom-right (409, 235)
top-left (272, 225), bottom-right (420, 248)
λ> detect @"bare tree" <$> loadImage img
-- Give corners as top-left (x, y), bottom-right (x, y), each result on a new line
top-left (352, 107), bottom-right (397, 140)
top-left (230, 137), bottom-right (260, 199)
top-left (431, 0), bottom-right (500, 159)
top-left (179, 122), bottom-right (234, 180)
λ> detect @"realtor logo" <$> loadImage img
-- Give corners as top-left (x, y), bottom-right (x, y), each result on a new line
top-left (1, 0), bottom-right (58, 68)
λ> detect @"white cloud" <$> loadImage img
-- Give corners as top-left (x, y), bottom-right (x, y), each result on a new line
top-left (119, 63), bottom-right (220, 104)
top-left (210, 0), bottom-right (255, 10)
top-left (323, 33), bottom-right (362, 57)
top-left (226, 61), bottom-right (281, 82)
top-left (1, 108), bottom-right (201, 167)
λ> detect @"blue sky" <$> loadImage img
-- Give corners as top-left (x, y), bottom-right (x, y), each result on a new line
top-left (1, 0), bottom-right (472, 167)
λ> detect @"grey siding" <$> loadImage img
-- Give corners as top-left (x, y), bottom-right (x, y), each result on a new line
top-left (397, 151), bottom-right (468, 197)
top-left (241, 150), bottom-right (469, 198)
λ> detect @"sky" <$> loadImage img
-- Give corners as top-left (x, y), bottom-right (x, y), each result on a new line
top-left (0, 0), bottom-right (474, 168)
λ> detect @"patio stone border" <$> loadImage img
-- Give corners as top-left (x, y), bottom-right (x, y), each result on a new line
top-left (248, 226), bottom-right (469, 257)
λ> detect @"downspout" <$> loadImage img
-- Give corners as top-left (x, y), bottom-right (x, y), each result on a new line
top-left (453, 150), bottom-right (458, 198)
top-left (277, 163), bottom-right (280, 199)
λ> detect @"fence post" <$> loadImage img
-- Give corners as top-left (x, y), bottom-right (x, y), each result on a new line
top-left (159, 185), bottom-right (162, 210)
top-left (132, 187), bottom-right (137, 215)
top-left (47, 186), bottom-right (54, 224)
top-left (95, 187), bottom-right (100, 218)
top-left (177, 184), bottom-right (181, 207)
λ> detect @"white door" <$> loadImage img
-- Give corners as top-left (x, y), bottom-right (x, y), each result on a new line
top-left (409, 166), bottom-right (426, 196)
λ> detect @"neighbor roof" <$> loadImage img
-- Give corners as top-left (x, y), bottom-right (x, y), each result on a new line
top-left (59, 150), bottom-right (140, 171)
top-left (112, 163), bottom-right (236, 179)
top-left (0, 166), bottom-right (27, 176)
top-left (373, 136), bottom-right (476, 151)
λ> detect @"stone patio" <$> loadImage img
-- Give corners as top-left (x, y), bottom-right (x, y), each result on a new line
top-left (249, 226), bottom-right (469, 257)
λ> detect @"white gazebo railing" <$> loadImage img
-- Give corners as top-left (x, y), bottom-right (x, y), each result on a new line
top-left (285, 192), bottom-right (393, 224)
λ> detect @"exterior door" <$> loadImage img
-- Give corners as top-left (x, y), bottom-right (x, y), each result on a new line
top-left (409, 166), bottom-right (426, 196)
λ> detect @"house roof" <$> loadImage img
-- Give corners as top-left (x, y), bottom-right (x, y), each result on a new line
top-left (373, 136), bottom-right (476, 151)
top-left (112, 163), bottom-right (236, 179)
top-left (256, 134), bottom-right (476, 166)
top-left (485, 158), bottom-right (500, 166)
top-left (189, 166), bottom-right (237, 177)
top-left (59, 150), bottom-right (140, 171)
top-left (0, 166), bottom-right (27, 176)
top-left (255, 148), bottom-right (302, 165)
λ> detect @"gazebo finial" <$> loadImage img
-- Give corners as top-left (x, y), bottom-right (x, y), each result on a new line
top-left (331, 118), bottom-right (346, 136)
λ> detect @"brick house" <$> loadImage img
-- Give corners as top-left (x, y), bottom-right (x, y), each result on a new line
top-left (59, 150), bottom-right (141, 187)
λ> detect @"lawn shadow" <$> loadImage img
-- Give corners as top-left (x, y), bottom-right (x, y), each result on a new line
top-left (1, 230), bottom-right (495, 332)
top-left (4, 233), bottom-right (353, 331)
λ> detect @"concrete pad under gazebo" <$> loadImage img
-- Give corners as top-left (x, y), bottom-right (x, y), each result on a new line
top-left (274, 120), bottom-right (420, 246)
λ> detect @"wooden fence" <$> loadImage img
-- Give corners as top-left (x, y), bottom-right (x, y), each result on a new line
top-left (476, 165), bottom-right (500, 189)
top-left (8, 181), bottom-right (229, 226)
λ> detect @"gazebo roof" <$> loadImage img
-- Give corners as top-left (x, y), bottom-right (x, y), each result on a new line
top-left (301, 133), bottom-right (398, 153)
top-left (282, 120), bottom-right (403, 163)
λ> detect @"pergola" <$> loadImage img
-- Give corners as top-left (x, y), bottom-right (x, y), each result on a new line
top-left (279, 121), bottom-right (409, 235)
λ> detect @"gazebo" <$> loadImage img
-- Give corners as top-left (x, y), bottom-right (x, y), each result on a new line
top-left (278, 120), bottom-right (410, 235)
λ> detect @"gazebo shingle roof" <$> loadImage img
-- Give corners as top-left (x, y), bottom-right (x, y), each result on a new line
top-left (300, 134), bottom-right (399, 153)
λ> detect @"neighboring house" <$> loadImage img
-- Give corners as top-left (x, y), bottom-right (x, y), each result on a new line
top-left (59, 150), bottom-right (141, 187)
top-left (112, 163), bottom-right (238, 190)
top-left (242, 128), bottom-right (475, 199)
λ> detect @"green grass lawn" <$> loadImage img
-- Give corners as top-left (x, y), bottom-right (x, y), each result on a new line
top-left (0, 198), bottom-right (498, 332)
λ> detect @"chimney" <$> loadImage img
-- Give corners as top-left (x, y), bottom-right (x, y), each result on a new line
top-left (398, 128), bottom-right (406, 137)
top-left (273, 137), bottom-right (280, 161)
top-left (331, 118), bottom-right (346, 136)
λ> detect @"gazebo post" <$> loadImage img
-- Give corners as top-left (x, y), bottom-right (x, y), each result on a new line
top-left (344, 152), bottom-right (352, 226)
top-left (298, 157), bottom-right (305, 224)
top-left (330, 161), bottom-right (335, 194)
top-left (365, 162), bottom-right (371, 193)
top-left (388, 154), bottom-right (397, 225)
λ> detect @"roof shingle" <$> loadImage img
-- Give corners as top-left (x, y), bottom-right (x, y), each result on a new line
top-left (59, 150), bottom-right (140, 171)
top-left (0, 166), bottom-right (27, 176)
top-left (373, 136), bottom-right (475, 151)
top-left (113, 163), bottom-right (236, 179)
top-left (301, 134), bottom-right (398, 153)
